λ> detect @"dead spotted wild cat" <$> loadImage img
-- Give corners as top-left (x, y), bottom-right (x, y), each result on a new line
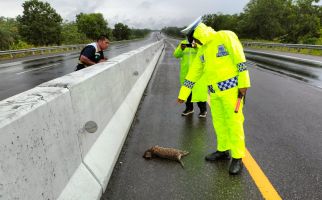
top-left (143, 145), bottom-right (189, 168)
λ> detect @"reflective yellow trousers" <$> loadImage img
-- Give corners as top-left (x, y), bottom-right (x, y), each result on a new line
top-left (209, 87), bottom-right (245, 158)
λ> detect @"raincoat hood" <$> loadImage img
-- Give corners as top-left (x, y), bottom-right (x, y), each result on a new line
top-left (193, 23), bottom-right (216, 45)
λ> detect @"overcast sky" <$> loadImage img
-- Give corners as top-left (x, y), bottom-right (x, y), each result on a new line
top-left (0, 0), bottom-right (319, 29)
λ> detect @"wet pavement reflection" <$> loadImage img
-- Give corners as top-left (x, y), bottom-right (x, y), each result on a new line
top-left (0, 33), bottom-right (160, 100)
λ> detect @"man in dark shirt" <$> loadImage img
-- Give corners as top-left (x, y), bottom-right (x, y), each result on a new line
top-left (75, 35), bottom-right (110, 71)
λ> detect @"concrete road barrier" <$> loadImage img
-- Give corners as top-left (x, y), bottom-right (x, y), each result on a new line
top-left (0, 40), bottom-right (164, 200)
top-left (0, 87), bottom-right (82, 200)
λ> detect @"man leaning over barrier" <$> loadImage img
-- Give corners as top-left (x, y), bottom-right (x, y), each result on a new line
top-left (75, 35), bottom-right (110, 71)
top-left (177, 17), bottom-right (251, 175)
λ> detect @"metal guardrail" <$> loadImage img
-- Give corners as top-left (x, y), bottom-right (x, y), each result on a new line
top-left (3, 41), bottom-right (320, 59)
top-left (0, 44), bottom-right (86, 58)
top-left (243, 42), bottom-right (322, 51)
top-left (0, 38), bottom-right (146, 59)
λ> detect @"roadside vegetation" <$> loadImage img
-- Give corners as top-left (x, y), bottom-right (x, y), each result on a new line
top-left (0, 0), bottom-right (150, 52)
top-left (162, 0), bottom-right (322, 56)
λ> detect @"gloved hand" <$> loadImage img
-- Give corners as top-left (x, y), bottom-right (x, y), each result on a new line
top-left (177, 98), bottom-right (185, 104)
top-left (238, 88), bottom-right (247, 96)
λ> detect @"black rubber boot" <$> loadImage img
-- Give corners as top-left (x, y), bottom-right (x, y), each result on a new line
top-left (181, 109), bottom-right (194, 116)
top-left (229, 158), bottom-right (243, 175)
top-left (205, 150), bottom-right (230, 161)
top-left (198, 111), bottom-right (207, 118)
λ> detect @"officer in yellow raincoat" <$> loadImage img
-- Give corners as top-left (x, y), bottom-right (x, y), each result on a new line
top-left (174, 39), bottom-right (208, 117)
top-left (177, 17), bottom-right (251, 175)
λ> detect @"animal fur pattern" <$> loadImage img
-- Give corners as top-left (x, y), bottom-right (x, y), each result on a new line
top-left (143, 145), bottom-right (189, 168)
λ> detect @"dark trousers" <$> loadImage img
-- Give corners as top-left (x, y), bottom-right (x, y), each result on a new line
top-left (186, 93), bottom-right (207, 112)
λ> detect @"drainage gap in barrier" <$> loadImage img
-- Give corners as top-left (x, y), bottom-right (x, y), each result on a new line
top-left (84, 121), bottom-right (98, 133)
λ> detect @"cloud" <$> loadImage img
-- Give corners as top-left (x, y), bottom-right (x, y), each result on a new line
top-left (0, 0), bottom-right (24, 17)
top-left (98, 0), bottom-right (251, 29)
top-left (48, 0), bottom-right (103, 20)
top-left (138, 1), bottom-right (153, 10)
top-left (0, 0), bottom-right (254, 29)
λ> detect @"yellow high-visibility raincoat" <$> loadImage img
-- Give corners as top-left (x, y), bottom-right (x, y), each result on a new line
top-left (178, 23), bottom-right (251, 158)
top-left (174, 40), bottom-right (207, 102)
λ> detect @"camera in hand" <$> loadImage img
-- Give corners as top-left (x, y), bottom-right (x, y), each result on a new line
top-left (182, 43), bottom-right (193, 48)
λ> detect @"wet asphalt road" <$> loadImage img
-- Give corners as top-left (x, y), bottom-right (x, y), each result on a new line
top-left (244, 49), bottom-right (322, 89)
top-left (101, 40), bottom-right (322, 199)
top-left (0, 33), bottom-right (160, 101)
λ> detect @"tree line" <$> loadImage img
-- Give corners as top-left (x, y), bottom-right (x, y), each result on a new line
top-left (0, 0), bottom-right (150, 50)
top-left (162, 0), bottom-right (322, 44)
